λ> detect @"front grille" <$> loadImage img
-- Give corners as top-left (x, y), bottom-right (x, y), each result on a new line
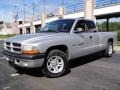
top-left (6, 47), bottom-right (11, 50)
top-left (6, 42), bottom-right (10, 46)
top-left (13, 48), bottom-right (21, 52)
top-left (5, 42), bottom-right (21, 54)
top-left (12, 43), bottom-right (21, 47)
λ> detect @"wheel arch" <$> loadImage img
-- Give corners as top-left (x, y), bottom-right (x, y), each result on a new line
top-left (108, 38), bottom-right (113, 43)
top-left (45, 45), bottom-right (69, 59)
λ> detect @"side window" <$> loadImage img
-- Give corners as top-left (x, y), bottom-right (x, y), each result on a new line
top-left (86, 21), bottom-right (96, 29)
top-left (74, 20), bottom-right (89, 32)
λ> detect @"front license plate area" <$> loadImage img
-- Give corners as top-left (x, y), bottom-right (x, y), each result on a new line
top-left (9, 58), bottom-right (15, 63)
top-left (8, 60), bottom-right (15, 67)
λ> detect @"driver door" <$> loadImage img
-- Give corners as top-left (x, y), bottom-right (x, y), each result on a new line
top-left (73, 20), bottom-right (94, 57)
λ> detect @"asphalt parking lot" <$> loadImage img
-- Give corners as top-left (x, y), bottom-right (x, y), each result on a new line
top-left (0, 40), bottom-right (120, 90)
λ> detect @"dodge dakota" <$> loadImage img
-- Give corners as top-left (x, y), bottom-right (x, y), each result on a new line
top-left (3, 18), bottom-right (117, 78)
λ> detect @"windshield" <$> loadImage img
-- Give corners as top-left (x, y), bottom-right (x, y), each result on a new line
top-left (39, 19), bottom-right (75, 33)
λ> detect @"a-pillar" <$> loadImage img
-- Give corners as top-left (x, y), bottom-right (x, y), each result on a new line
top-left (30, 16), bottom-right (35, 33)
top-left (58, 7), bottom-right (64, 19)
top-left (41, 12), bottom-right (47, 27)
top-left (106, 18), bottom-right (109, 32)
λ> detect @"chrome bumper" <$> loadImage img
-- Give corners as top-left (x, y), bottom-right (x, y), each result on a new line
top-left (7, 58), bottom-right (44, 68)
top-left (3, 50), bottom-right (45, 68)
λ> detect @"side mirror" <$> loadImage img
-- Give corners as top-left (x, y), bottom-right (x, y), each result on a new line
top-left (74, 28), bottom-right (83, 33)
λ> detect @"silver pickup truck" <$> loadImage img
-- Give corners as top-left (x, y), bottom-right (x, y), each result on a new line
top-left (3, 18), bottom-right (117, 78)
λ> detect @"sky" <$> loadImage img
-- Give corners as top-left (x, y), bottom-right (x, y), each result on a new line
top-left (0, 0), bottom-right (120, 22)
top-left (0, 0), bottom-right (83, 22)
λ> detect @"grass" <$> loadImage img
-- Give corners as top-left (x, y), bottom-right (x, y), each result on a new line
top-left (0, 34), bottom-right (16, 39)
top-left (114, 30), bottom-right (120, 41)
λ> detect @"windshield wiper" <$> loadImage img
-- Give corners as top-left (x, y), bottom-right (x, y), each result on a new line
top-left (39, 30), bottom-right (59, 33)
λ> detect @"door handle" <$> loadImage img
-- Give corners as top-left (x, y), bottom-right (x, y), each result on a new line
top-left (89, 36), bottom-right (93, 39)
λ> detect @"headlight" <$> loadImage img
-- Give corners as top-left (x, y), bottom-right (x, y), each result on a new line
top-left (22, 45), bottom-right (40, 54)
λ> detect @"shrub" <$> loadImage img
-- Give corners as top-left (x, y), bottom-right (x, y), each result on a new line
top-left (114, 30), bottom-right (120, 41)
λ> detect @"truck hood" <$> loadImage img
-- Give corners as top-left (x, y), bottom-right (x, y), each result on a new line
top-left (5, 33), bottom-right (69, 44)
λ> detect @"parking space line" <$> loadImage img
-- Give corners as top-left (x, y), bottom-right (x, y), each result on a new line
top-left (0, 56), bottom-right (5, 60)
top-left (0, 50), bottom-right (3, 52)
top-left (0, 57), bottom-right (4, 60)
top-left (11, 73), bottom-right (20, 77)
top-left (3, 86), bottom-right (10, 90)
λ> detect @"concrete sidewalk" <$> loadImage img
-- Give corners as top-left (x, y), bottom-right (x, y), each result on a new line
top-left (0, 39), bottom-right (5, 41)
top-left (114, 46), bottom-right (120, 51)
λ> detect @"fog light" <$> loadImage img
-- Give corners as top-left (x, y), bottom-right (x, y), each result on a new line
top-left (4, 57), bottom-right (10, 61)
top-left (16, 59), bottom-right (20, 63)
top-left (24, 63), bottom-right (28, 66)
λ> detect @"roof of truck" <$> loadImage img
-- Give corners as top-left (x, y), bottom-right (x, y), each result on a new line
top-left (56, 18), bottom-right (94, 22)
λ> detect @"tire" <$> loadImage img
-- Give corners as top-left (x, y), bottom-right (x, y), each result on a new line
top-left (104, 41), bottom-right (113, 57)
top-left (42, 50), bottom-right (68, 78)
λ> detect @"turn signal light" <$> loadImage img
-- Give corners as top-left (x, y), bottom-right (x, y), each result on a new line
top-left (22, 50), bottom-right (40, 54)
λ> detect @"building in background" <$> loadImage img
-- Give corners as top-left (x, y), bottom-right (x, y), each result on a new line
top-left (0, 21), bottom-right (16, 35)
top-left (15, 0), bottom-right (120, 34)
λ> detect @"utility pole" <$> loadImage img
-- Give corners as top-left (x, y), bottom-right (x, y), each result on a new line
top-left (38, 0), bottom-right (41, 20)
top-left (14, 5), bottom-right (18, 22)
top-left (33, 0), bottom-right (35, 17)
top-left (44, 0), bottom-right (46, 12)
top-left (23, 3), bottom-right (26, 20)
top-left (12, 0), bottom-right (18, 22)
top-left (22, 0), bottom-right (26, 34)
top-left (12, 4), bottom-right (18, 34)
top-left (61, 0), bottom-right (64, 7)
top-left (39, 0), bottom-right (41, 14)
top-left (59, 0), bottom-right (64, 19)
top-left (41, 0), bottom-right (46, 27)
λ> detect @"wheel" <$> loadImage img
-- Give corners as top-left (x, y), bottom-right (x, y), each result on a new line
top-left (104, 41), bottom-right (113, 57)
top-left (42, 50), bottom-right (68, 78)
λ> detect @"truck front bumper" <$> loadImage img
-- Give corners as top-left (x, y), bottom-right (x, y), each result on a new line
top-left (2, 50), bottom-right (45, 68)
